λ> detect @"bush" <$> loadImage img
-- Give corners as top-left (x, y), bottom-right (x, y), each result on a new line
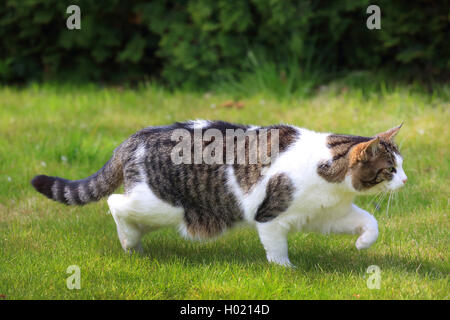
top-left (0, 0), bottom-right (448, 86)
top-left (0, 0), bottom-right (160, 83)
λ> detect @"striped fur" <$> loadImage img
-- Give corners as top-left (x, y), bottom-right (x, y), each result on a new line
top-left (31, 121), bottom-right (298, 238)
top-left (31, 154), bottom-right (122, 205)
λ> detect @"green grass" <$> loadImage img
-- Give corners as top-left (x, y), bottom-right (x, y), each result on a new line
top-left (0, 81), bottom-right (448, 299)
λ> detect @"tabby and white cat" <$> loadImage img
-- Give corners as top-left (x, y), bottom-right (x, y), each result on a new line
top-left (31, 121), bottom-right (406, 267)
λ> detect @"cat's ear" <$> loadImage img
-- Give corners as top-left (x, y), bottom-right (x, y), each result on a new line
top-left (377, 124), bottom-right (403, 141)
top-left (350, 137), bottom-right (380, 164)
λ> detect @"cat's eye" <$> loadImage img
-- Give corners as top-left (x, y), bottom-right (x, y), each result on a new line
top-left (388, 167), bottom-right (396, 173)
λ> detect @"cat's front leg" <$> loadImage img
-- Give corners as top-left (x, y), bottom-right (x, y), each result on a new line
top-left (353, 205), bottom-right (378, 250)
top-left (330, 204), bottom-right (379, 250)
top-left (355, 223), bottom-right (378, 249)
top-left (256, 221), bottom-right (293, 267)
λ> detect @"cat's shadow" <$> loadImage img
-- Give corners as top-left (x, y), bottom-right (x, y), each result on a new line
top-left (132, 232), bottom-right (445, 278)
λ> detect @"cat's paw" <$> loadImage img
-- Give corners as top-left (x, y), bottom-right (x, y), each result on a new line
top-left (267, 256), bottom-right (295, 268)
top-left (355, 229), bottom-right (378, 250)
top-left (355, 238), bottom-right (372, 250)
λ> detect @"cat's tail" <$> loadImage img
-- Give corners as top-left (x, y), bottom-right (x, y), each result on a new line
top-left (31, 152), bottom-right (123, 205)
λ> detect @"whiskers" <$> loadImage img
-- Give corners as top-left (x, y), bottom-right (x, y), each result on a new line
top-left (386, 190), bottom-right (393, 217)
top-left (370, 187), bottom-right (402, 217)
top-left (370, 189), bottom-right (388, 212)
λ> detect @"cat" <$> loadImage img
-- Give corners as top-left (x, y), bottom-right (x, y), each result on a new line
top-left (31, 120), bottom-right (407, 267)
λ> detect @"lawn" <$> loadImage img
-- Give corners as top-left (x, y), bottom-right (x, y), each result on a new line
top-left (0, 81), bottom-right (448, 299)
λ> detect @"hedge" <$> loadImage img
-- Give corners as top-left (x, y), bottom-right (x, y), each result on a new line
top-left (0, 0), bottom-right (448, 86)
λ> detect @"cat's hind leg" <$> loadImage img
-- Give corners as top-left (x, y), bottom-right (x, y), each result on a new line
top-left (107, 194), bottom-right (144, 253)
top-left (108, 183), bottom-right (184, 253)
top-left (328, 204), bottom-right (379, 250)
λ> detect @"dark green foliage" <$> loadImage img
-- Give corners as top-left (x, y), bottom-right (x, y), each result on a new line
top-left (0, 0), bottom-right (448, 86)
top-left (0, 0), bottom-right (161, 83)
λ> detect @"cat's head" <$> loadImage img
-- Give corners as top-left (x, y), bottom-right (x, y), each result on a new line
top-left (348, 125), bottom-right (407, 194)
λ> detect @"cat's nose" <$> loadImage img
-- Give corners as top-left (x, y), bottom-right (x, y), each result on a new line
top-left (402, 178), bottom-right (407, 184)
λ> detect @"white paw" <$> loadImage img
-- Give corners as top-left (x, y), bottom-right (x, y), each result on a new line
top-left (355, 229), bottom-right (378, 250)
top-left (267, 255), bottom-right (295, 268)
top-left (356, 238), bottom-right (372, 250)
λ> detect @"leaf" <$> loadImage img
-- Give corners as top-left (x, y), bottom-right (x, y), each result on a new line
top-left (117, 35), bottom-right (146, 63)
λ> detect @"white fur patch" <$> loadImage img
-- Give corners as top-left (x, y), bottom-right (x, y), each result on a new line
top-left (187, 119), bottom-right (211, 129)
top-left (109, 183), bottom-right (184, 227)
top-left (135, 143), bottom-right (148, 181)
top-left (386, 153), bottom-right (407, 190)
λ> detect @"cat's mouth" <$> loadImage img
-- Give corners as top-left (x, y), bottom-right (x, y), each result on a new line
top-left (359, 179), bottom-right (403, 195)
top-left (386, 181), bottom-right (406, 191)
top-left (385, 173), bottom-right (408, 191)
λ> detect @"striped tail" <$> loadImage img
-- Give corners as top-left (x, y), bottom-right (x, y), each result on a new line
top-left (31, 154), bottom-right (123, 205)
